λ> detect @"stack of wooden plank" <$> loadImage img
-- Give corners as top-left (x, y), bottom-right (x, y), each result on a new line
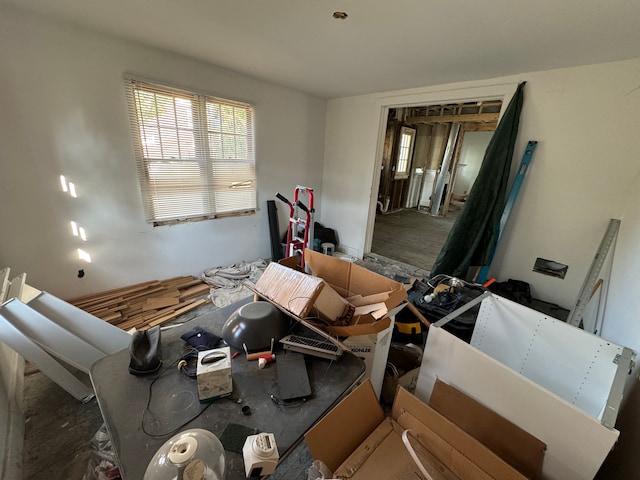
top-left (67, 276), bottom-right (211, 331)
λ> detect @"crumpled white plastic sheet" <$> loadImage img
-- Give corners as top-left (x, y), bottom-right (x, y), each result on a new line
top-left (202, 259), bottom-right (267, 307)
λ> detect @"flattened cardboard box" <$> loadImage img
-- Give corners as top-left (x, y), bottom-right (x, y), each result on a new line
top-left (251, 250), bottom-right (407, 338)
top-left (305, 379), bottom-right (546, 480)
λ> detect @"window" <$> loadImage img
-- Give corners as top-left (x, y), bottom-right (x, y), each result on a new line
top-left (124, 78), bottom-right (256, 225)
top-left (394, 126), bottom-right (416, 179)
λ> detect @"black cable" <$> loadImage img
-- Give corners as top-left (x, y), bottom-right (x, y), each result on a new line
top-left (176, 347), bottom-right (203, 378)
top-left (140, 348), bottom-right (237, 438)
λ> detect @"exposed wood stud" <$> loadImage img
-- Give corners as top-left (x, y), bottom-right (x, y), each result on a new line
top-left (406, 112), bottom-right (499, 125)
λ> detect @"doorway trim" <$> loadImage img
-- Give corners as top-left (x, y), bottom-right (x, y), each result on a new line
top-left (363, 82), bottom-right (519, 255)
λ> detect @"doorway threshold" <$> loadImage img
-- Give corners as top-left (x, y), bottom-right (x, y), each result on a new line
top-left (356, 253), bottom-right (430, 283)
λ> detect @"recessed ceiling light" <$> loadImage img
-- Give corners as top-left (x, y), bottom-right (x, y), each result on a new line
top-left (333, 11), bottom-right (348, 20)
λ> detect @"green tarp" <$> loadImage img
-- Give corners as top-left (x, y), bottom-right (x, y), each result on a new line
top-left (430, 82), bottom-right (525, 278)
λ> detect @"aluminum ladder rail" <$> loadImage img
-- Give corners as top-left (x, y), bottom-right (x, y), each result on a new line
top-left (567, 218), bottom-right (621, 328)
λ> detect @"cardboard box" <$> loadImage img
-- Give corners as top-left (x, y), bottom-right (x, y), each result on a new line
top-left (250, 251), bottom-right (408, 396)
top-left (252, 250), bottom-right (407, 338)
top-left (196, 347), bottom-right (232, 402)
top-left (305, 379), bottom-right (546, 480)
top-left (342, 309), bottom-right (397, 399)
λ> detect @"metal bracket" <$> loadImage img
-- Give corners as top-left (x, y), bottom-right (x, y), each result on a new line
top-left (432, 291), bottom-right (492, 328)
top-left (602, 346), bottom-right (635, 429)
top-left (612, 354), bottom-right (635, 374)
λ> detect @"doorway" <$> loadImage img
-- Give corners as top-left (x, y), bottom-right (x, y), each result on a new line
top-left (371, 101), bottom-right (500, 272)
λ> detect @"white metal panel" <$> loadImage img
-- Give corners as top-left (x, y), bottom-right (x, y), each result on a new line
top-left (471, 295), bottom-right (623, 419)
top-left (415, 327), bottom-right (619, 480)
top-left (405, 169), bottom-right (423, 208)
top-left (0, 308), bottom-right (93, 401)
top-left (28, 292), bottom-right (130, 355)
top-left (430, 124), bottom-right (460, 216)
top-left (19, 284), bottom-right (41, 303)
top-left (0, 299), bottom-right (105, 373)
top-left (418, 170), bottom-right (437, 208)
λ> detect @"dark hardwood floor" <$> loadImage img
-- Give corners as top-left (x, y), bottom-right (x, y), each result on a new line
top-left (371, 203), bottom-right (462, 273)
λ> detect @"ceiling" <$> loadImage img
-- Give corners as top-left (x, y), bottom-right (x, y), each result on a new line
top-left (3, 0), bottom-right (640, 99)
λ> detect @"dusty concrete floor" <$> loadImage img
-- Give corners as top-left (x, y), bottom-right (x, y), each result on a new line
top-left (22, 370), bottom-right (103, 480)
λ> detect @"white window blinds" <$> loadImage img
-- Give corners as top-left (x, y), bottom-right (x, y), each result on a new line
top-left (124, 78), bottom-right (256, 225)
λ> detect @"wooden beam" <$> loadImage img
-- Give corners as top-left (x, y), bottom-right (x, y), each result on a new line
top-left (406, 112), bottom-right (499, 125)
top-left (462, 122), bottom-right (498, 132)
top-left (406, 302), bottom-right (431, 327)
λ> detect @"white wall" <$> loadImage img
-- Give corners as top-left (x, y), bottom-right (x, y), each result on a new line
top-left (321, 59), bottom-right (640, 356)
top-left (452, 131), bottom-right (493, 197)
top-left (0, 6), bottom-right (326, 299)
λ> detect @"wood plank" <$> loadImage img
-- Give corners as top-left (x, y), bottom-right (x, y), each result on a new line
top-left (87, 304), bottom-right (128, 317)
top-left (115, 318), bottom-right (146, 332)
top-left (176, 278), bottom-right (205, 290)
top-left (158, 275), bottom-right (195, 285)
top-left (142, 296), bottom-right (180, 311)
top-left (178, 283), bottom-right (210, 300)
top-left (144, 298), bottom-right (209, 328)
top-left (101, 312), bottom-right (122, 323)
top-left (116, 302), bottom-right (185, 330)
top-left (84, 297), bottom-right (127, 313)
top-left (407, 302), bottom-right (431, 327)
top-left (125, 308), bottom-right (189, 331)
top-left (90, 310), bottom-right (126, 322)
top-left (121, 286), bottom-right (168, 302)
top-left (461, 122), bottom-right (497, 132)
top-left (69, 277), bottom-right (192, 308)
top-left (406, 112), bottom-right (499, 125)
top-left (67, 281), bottom-right (160, 306)
top-left (161, 288), bottom-right (181, 297)
top-left (69, 277), bottom-right (211, 331)
top-left (115, 307), bottom-right (173, 330)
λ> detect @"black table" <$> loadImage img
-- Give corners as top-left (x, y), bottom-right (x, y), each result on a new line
top-left (90, 298), bottom-right (365, 479)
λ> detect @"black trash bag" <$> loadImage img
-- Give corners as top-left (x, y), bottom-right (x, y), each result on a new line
top-left (488, 279), bottom-right (532, 305)
top-left (313, 222), bottom-right (338, 249)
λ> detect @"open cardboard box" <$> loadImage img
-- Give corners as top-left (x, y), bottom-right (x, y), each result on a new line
top-left (305, 378), bottom-right (546, 480)
top-left (251, 249), bottom-right (407, 338)
top-left (250, 250), bottom-right (408, 397)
